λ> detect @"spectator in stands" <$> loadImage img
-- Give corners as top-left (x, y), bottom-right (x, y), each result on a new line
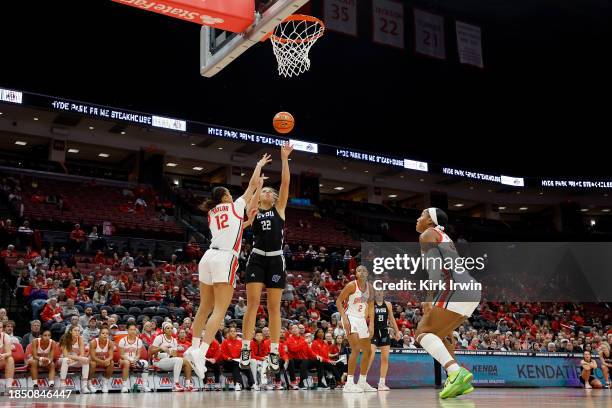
top-left (139, 321), bottom-right (156, 348)
top-left (76, 287), bottom-right (91, 307)
top-left (69, 224), bottom-right (86, 253)
top-left (158, 209), bottom-right (169, 221)
top-left (0, 321), bottom-right (16, 390)
top-left (18, 220), bottom-right (34, 248)
top-left (0, 309), bottom-right (7, 324)
top-left (34, 249), bottom-right (49, 268)
top-left (249, 328), bottom-right (270, 391)
top-left (305, 245), bottom-right (317, 260)
top-left (15, 268), bottom-right (30, 298)
top-left (219, 326), bottom-right (254, 391)
top-left (286, 323), bottom-right (315, 390)
top-left (64, 315), bottom-right (82, 335)
top-left (108, 288), bottom-right (122, 307)
top-left (21, 319), bottom-right (41, 349)
top-left (65, 280), bottom-right (78, 300)
top-left (46, 280), bottom-right (61, 301)
top-left (234, 297), bottom-right (247, 320)
top-left (101, 268), bottom-right (114, 284)
top-left (78, 307), bottom-right (93, 329)
top-left (121, 252), bottom-right (134, 270)
top-left (62, 298), bottom-right (79, 319)
top-left (311, 328), bottom-right (341, 389)
top-left (135, 197), bottom-right (147, 212)
top-left (307, 301), bottom-right (321, 322)
top-left (41, 298), bottom-right (63, 328)
top-left (93, 284), bottom-right (108, 305)
top-left (1, 244), bottom-right (16, 258)
top-left (80, 317), bottom-right (99, 344)
top-left (4, 321), bottom-right (21, 345)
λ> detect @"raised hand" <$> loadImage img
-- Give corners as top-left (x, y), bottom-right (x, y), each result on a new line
top-left (257, 153), bottom-right (272, 168)
top-left (281, 143), bottom-right (294, 159)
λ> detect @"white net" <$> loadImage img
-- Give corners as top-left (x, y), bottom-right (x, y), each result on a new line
top-left (270, 15), bottom-right (325, 78)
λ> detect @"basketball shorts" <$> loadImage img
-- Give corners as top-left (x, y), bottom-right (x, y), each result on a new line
top-left (371, 328), bottom-right (391, 347)
top-left (432, 289), bottom-right (481, 317)
top-left (199, 249), bottom-right (239, 286)
top-left (245, 253), bottom-right (286, 289)
top-left (347, 315), bottom-right (369, 339)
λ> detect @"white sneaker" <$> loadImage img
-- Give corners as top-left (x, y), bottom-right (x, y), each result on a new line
top-left (143, 386), bottom-right (153, 392)
top-left (185, 347), bottom-right (207, 379)
top-left (253, 384), bottom-right (260, 391)
top-left (343, 382), bottom-right (363, 393)
top-left (88, 383), bottom-right (97, 393)
top-left (585, 382), bottom-right (592, 389)
top-left (121, 386), bottom-right (130, 393)
top-left (358, 381), bottom-right (377, 392)
top-left (102, 380), bottom-right (109, 393)
top-left (235, 383), bottom-right (242, 392)
top-left (81, 383), bottom-right (91, 394)
top-left (377, 384), bottom-right (390, 391)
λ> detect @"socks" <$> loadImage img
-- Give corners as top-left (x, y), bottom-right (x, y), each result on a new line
top-left (192, 337), bottom-right (201, 348)
top-left (419, 333), bottom-right (454, 368)
top-left (242, 339), bottom-right (251, 350)
top-left (347, 375), bottom-right (354, 384)
top-left (379, 377), bottom-right (385, 385)
top-left (447, 363), bottom-right (460, 374)
top-left (358, 376), bottom-right (366, 384)
top-left (270, 342), bottom-right (279, 354)
top-left (200, 342), bottom-right (210, 357)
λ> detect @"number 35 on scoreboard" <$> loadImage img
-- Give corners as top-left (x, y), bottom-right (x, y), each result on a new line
top-left (372, 0), bottom-right (404, 49)
top-left (324, 0), bottom-right (358, 36)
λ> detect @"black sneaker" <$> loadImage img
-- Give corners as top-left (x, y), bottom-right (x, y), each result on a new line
top-left (269, 352), bottom-right (280, 372)
top-left (240, 348), bottom-right (251, 368)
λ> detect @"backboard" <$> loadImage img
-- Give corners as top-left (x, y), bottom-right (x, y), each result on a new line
top-left (200, 0), bottom-right (310, 77)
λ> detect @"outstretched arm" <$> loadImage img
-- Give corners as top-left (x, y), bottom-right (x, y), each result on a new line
top-left (243, 177), bottom-right (264, 229)
top-left (276, 143), bottom-right (294, 218)
top-left (240, 154), bottom-right (271, 205)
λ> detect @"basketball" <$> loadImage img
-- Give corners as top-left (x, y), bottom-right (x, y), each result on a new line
top-left (273, 111), bottom-right (295, 134)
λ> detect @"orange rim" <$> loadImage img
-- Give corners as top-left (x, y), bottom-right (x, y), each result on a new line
top-left (265, 14), bottom-right (325, 45)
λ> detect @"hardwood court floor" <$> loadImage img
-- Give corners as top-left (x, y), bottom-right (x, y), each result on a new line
top-left (1, 388), bottom-right (610, 408)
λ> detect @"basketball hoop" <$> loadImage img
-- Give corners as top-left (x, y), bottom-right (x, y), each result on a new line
top-left (269, 14), bottom-right (325, 78)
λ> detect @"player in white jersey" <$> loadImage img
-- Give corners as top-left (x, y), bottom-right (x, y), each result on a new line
top-left (87, 326), bottom-right (115, 393)
top-left (119, 322), bottom-right (151, 393)
top-left (0, 321), bottom-right (15, 390)
top-left (336, 265), bottom-right (376, 393)
top-left (58, 325), bottom-right (90, 393)
top-left (184, 154), bottom-right (270, 380)
top-left (415, 208), bottom-right (479, 399)
top-left (29, 329), bottom-right (57, 388)
top-left (150, 322), bottom-right (194, 392)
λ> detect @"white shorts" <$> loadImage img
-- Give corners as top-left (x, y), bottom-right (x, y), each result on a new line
top-left (445, 302), bottom-right (480, 317)
top-left (198, 249), bottom-right (239, 286)
top-left (347, 315), bottom-right (369, 339)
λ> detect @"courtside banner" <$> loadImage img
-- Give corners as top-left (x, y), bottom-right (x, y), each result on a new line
top-left (367, 349), bottom-right (436, 387)
top-left (362, 242), bottom-right (612, 302)
top-left (378, 350), bottom-right (591, 388)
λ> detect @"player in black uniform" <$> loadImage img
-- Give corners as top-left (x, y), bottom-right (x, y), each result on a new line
top-left (240, 143), bottom-right (294, 372)
top-left (367, 290), bottom-right (400, 391)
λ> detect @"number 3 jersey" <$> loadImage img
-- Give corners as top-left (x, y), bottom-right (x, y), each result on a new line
top-left (207, 197), bottom-right (246, 253)
top-left (252, 206), bottom-right (285, 252)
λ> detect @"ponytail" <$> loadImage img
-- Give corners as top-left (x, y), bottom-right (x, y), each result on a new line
top-left (205, 187), bottom-right (228, 210)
